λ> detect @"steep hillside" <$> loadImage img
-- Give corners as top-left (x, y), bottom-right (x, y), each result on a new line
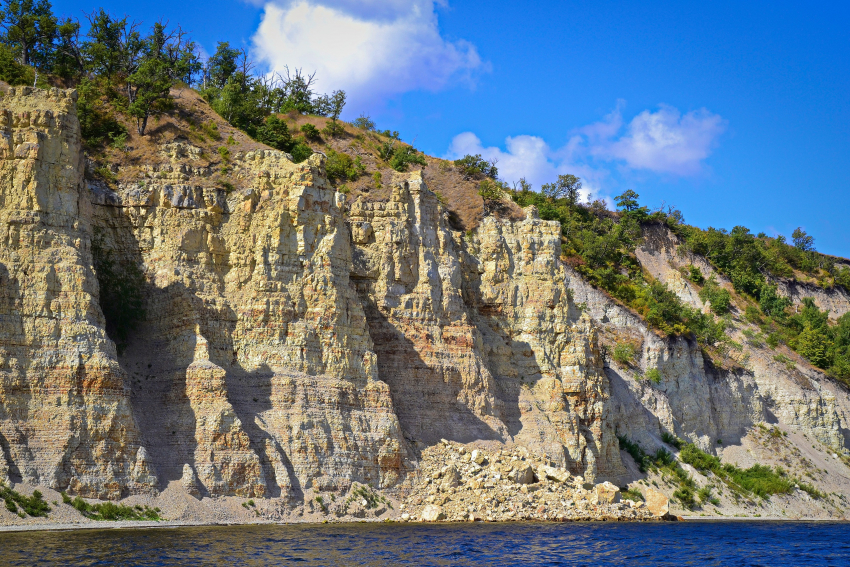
top-left (2, 86), bottom-right (850, 527)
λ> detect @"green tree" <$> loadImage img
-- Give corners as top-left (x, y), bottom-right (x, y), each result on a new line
top-left (0, 0), bottom-right (57, 68)
top-left (797, 324), bottom-right (831, 368)
top-left (205, 41), bottom-right (239, 89)
top-left (255, 115), bottom-right (292, 151)
top-left (792, 227), bottom-right (815, 251)
top-left (52, 17), bottom-right (82, 79)
top-left (615, 189), bottom-right (640, 212)
top-left (542, 174), bottom-right (582, 205)
top-left (82, 9), bottom-right (143, 84)
top-left (127, 22), bottom-right (200, 135)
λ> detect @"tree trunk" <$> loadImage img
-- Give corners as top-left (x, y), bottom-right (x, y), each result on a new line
top-left (137, 113), bottom-right (148, 136)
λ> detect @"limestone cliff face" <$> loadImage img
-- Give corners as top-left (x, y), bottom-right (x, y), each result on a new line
top-left (93, 148), bottom-right (405, 497)
top-left (4, 87), bottom-right (850, 507)
top-left (0, 87), bottom-right (153, 497)
top-left (591, 223), bottom-right (850, 457)
top-left (348, 178), bottom-right (624, 481)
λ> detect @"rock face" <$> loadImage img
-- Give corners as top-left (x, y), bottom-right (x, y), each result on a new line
top-left (3, 87), bottom-right (850, 517)
top-left (0, 87), bottom-right (153, 498)
top-left (645, 488), bottom-right (669, 517)
top-left (349, 180), bottom-right (624, 482)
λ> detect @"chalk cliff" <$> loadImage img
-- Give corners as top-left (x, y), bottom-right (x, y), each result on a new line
top-left (2, 87), bottom-right (850, 520)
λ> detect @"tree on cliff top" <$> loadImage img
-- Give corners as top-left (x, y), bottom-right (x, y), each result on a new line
top-left (127, 21), bottom-right (200, 135)
top-left (0, 0), bottom-right (57, 67)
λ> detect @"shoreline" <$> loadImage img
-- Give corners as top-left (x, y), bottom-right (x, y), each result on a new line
top-left (2, 515), bottom-right (847, 534)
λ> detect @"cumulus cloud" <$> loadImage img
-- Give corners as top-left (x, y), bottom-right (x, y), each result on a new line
top-left (587, 104), bottom-right (727, 175)
top-left (251, 0), bottom-right (485, 110)
top-left (446, 102), bottom-right (726, 200)
top-left (445, 132), bottom-right (606, 203)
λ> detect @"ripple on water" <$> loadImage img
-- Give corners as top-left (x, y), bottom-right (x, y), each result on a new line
top-left (1, 521), bottom-right (850, 566)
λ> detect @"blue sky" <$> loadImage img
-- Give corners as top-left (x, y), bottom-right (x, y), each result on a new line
top-left (53, 0), bottom-right (850, 257)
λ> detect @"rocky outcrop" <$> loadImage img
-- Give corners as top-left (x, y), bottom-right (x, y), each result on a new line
top-left (3, 87), bottom-right (850, 522)
top-left (0, 87), bottom-right (154, 498)
top-left (349, 178), bottom-right (624, 482)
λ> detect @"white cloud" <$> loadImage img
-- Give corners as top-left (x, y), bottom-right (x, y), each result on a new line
top-left (587, 104), bottom-right (727, 176)
top-left (251, 0), bottom-right (484, 110)
top-left (445, 132), bottom-right (605, 204)
top-left (446, 102), bottom-right (726, 201)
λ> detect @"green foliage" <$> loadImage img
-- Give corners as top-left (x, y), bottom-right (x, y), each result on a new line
top-left (679, 443), bottom-right (793, 499)
top-left (797, 482), bottom-right (825, 499)
top-left (620, 487), bottom-right (644, 502)
top-left (612, 343), bottom-right (637, 365)
top-left (63, 492), bottom-right (160, 521)
top-left (0, 42), bottom-right (33, 84)
top-left (217, 145), bottom-right (230, 161)
top-left (378, 129), bottom-right (400, 140)
top-left (321, 120), bottom-right (345, 138)
top-left (289, 140), bottom-right (312, 163)
top-left (389, 145), bottom-right (426, 172)
top-left (1, 483), bottom-right (50, 517)
top-left (698, 276), bottom-right (732, 314)
top-left (511, 186), bottom-right (729, 346)
top-left (792, 227), bottom-right (815, 251)
top-left (127, 22), bottom-right (200, 135)
top-left (687, 265), bottom-right (705, 285)
top-left (353, 113), bottom-right (375, 130)
top-left (325, 149), bottom-right (364, 183)
top-left (453, 154), bottom-right (498, 179)
top-left (255, 115), bottom-right (291, 151)
top-left (697, 485), bottom-right (720, 506)
top-left (300, 123), bottom-right (320, 140)
top-left (76, 78), bottom-right (127, 148)
top-left (644, 368), bottom-right (662, 384)
top-left (661, 432), bottom-right (682, 449)
top-left (91, 229), bottom-right (146, 354)
top-left (541, 174), bottom-right (581, 205)
top-left (478, 178), bottom-right (504, 201)
top-left (372, 170), bottom-right (382, 189)
top-left (0, 0), bottom-right (58, 68)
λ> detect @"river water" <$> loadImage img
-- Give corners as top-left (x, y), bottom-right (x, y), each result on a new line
top-left (1, 521), bottom-right (849, 566)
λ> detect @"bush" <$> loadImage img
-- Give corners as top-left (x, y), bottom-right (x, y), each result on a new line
top-left (1, 484), bottom-right (50, 517)
top-left (0, 44), bottom-right (34, 86)
top-left (289, 141), bottom-right (313, 163)
top-left (612, 343), bottom-right (637, 365)
top-left (353, 113), bottom-right (375, 130)
top-left (698, 276), bottom-right (732, 314)
top-left (255, 115), bottom-right (292, 151)
top-left (322, 120), bottom-right (345, 138)
top-left (478, 178), bottom-right (504, 201)
top-left (91, 229), bottom-right (146, 355)
top-left (454, 154), bottom-right (498, 179)
top-left (643, 368), bottom-right (662, 384)
top-left (300, 123), bottom-right (321, 140)
top-left (661, 432), bottom-right (682, 449)
top-left (389, 145), bottom-right (426, 172)
top-left (64, 493), bottom-right (161, 521)
top-left (687, 265), bottom-right (705, 284)
top-left (325, 149), bottom-right (365, 182)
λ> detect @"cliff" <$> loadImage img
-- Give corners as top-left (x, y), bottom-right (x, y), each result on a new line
top-left (2, 87), bottom-right (850, 523)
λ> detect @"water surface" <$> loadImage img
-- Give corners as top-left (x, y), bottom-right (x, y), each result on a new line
top-left (2, 521), bottom-right (849, 566)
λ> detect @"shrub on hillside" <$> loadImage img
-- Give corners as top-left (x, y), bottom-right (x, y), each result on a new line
top-left (325, 149), bottom-right (365, 182)
top-left (454, 154), bottom-right (498, 179)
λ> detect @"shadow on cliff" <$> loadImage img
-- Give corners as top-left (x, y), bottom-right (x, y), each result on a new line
top-left (357, 294), bottom-right (506, 446)
top-left (0, 262), bottom-right (25, 483)
top-left (121, 281), bottom-right (303, 502)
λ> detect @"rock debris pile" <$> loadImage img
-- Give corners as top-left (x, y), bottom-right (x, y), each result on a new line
top-left (399, 441), bottom-right (659, 522)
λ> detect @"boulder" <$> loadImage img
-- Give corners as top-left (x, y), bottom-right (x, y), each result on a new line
top-left (441, 465), bottom-right (460, 489)
top-left (595, 481), bottom-right (621, 504)
top-left (420, 504), bottom-right (446, 522)
top-left (471, 449), bottom-right (486, 465)
top-left (645, 488), bottom-right (669, 517)
top-left (181, 464), bottom-right (203, 499)
top-left (510, 465), bottom-right (535, 485)
top-left (538, 465), bottom-right (571, 483)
